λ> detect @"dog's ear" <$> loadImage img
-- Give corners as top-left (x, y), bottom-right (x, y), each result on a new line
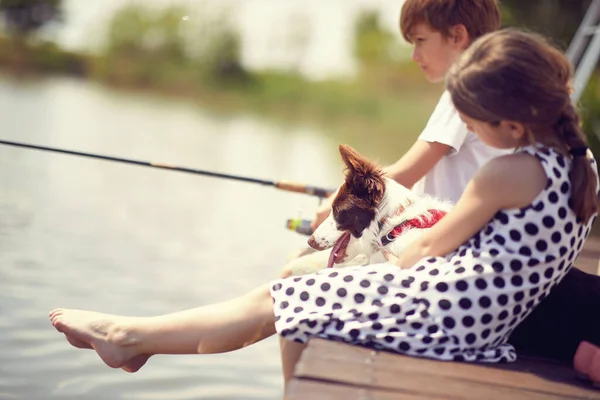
top-left (339, 144), bottom-right (371, 175)
top-left (339, 144), bottom-right (384, 203)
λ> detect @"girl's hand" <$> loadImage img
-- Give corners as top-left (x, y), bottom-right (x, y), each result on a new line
top-left (382, 249), bottom-right (415, 269)
top-left (381, 249), bottom-right (399, 264)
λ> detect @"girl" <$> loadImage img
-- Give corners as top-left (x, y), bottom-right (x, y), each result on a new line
top-left (49, 29), bottom-right (599, 388)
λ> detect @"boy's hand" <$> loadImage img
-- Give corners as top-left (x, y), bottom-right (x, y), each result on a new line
top-left (310, 186), bottom-right (340, 231)
top-left (310, 198), bottom-right (333, 231)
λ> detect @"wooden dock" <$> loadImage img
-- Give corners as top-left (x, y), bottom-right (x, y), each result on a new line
top-left (286, 338), bottom-right (600, 399)
top-left (285, 238), bottom-right (600, 399)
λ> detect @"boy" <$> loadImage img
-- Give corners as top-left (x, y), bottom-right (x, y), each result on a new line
top-left (311, 0), bottom-right (510, 229)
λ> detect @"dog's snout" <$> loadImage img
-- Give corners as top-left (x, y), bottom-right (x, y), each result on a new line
top-left (308, 235), bottom-right (326, 251)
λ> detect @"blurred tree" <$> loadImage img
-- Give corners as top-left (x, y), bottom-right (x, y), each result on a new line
top-left (96, 4), bottom-right (250, 87)
top-left (500, 0), bottom-right (590, 49)
top-left (104, 5), bottom-right (186, 63)
top-left (0, 0), bottom-right (62, 38)
top-left (353, 10), bottom-right (426, 92)
top-left (184, 4), bottom-right (249, 84)
top-left (0, 0), bottom-right (64, 73)
top-left (354, 11), bottom-right (397, 66)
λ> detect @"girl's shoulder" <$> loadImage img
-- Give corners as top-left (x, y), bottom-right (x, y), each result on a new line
top-left (489, 145), bottom-right (571, 175)
top-left (482, 150), bottom-right (546, 179)
top-left (475, 151), bottom-right (547, 210)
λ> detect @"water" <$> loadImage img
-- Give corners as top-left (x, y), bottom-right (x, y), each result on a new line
top-left (0, 75), bottom-right (346, 400)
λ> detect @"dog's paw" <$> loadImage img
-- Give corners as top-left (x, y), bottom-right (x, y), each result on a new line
top-left (283, 252), bottom-right (370, 276)
top-left (339, 253), bottom-right (369, 268)
top-left (283, 251), bottom-right (330, 276)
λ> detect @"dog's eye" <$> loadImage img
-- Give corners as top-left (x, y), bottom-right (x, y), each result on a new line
top-left (334, 211), bottom-right (351, 229)
top-left (335, 220), bottom-right (349, 230)
top-left (333, 210), bottom-right (345, 222)
top-left (350, 208), bottom-right (376, 238)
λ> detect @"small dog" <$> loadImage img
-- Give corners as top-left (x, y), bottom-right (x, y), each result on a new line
top-left (283, 144), bottom-right (452, 276)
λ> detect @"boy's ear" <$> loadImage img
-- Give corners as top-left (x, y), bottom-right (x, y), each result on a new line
top-left (450, 24), bottom-right (470, 49)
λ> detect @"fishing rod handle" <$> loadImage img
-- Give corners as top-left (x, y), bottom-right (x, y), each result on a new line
top-left (276, 180), bottom-right (335, 198)
top-left (285, 218), bottom-right (313, 236)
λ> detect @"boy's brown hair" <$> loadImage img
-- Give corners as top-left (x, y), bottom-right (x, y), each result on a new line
top-left (400, 0), bottom-right (501, 43)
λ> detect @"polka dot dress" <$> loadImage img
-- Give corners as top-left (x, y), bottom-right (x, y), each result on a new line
top-left (270, 146), bottom-right (599, 363)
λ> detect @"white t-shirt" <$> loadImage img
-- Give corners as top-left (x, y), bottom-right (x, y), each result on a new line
top-left (411, 91), bottom-right (512, 203)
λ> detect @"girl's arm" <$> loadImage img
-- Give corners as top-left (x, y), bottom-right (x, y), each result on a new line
top-left (395, 153), bottom-right (547, 269)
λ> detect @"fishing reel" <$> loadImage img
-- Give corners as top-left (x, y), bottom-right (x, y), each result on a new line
top-left (285, 218), bottom-right (313, 236)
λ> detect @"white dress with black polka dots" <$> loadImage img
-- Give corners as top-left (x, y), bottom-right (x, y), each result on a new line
top-left (270, 146), bottom-right (598, 362)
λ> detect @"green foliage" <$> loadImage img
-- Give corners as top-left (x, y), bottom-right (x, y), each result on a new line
top-left (0, 34), bottom-right (88, 75)
top-left (183, 5), bottom-right (248, 84)
top-left (104, 4), bottom-right (186, 63)
top-left (96, 4), bottom-right (250, 87)
top-left (500, 0), bottom-right (589, 50)
top-left (579, 73), bottom-right (600, 153)
top-left (199, 24), bottom-right (247, 85)
top-left (0, 0), bottom-right (62, 36)
top-left (239, 69), bottom-right (436, 161)
top-left (353, 11), bottom-right (397, 66)
top-left (26, 40), bottom-right (86, 74)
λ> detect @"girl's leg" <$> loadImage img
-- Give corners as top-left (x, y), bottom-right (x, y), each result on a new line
top-left (49, 284), bottom-right (276, 370)
top-left (279, 337), bottom-right (307, 390)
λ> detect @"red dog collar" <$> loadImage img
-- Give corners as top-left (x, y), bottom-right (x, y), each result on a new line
top-left (380, 209), bottom-right (446, 246)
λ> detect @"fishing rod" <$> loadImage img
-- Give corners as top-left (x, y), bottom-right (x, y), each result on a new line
top-left (0, 139), bottom-right (336, 199)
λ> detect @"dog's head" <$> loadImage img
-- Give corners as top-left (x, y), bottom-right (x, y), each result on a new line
top-left (308, 144), bottom-right (386, 266)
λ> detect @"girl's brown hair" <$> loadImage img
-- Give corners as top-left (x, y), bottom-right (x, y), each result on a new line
top-left (447, 28), bottom-right (598, 223)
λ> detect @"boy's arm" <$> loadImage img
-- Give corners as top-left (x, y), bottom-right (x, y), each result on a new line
top-left (310, 140), bottom-right (451, 230)
top-left (383, 140), bottom-right (451, 188)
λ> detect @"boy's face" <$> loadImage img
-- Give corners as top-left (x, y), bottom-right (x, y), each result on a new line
top-left (409, 23), bottom-right (465, 83)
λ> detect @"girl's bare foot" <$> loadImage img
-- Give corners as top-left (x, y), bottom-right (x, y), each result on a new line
top-left (121, 354), bottom-right (152, 373)
top-left (49, 308), bottom-right (145, 370)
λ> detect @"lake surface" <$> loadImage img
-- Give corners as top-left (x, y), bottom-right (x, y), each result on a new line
top-left (0, 75), bottom-right (347, 400)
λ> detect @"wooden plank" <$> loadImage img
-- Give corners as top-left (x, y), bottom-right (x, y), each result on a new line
top-left (295, 353), bottom-right (578, 400)
top-left (285, 379), bottom-right (432, 400)
top-left (292, 339), bottom-right (600, 400)
top-left (301, 338), bottom-right (592, 394)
